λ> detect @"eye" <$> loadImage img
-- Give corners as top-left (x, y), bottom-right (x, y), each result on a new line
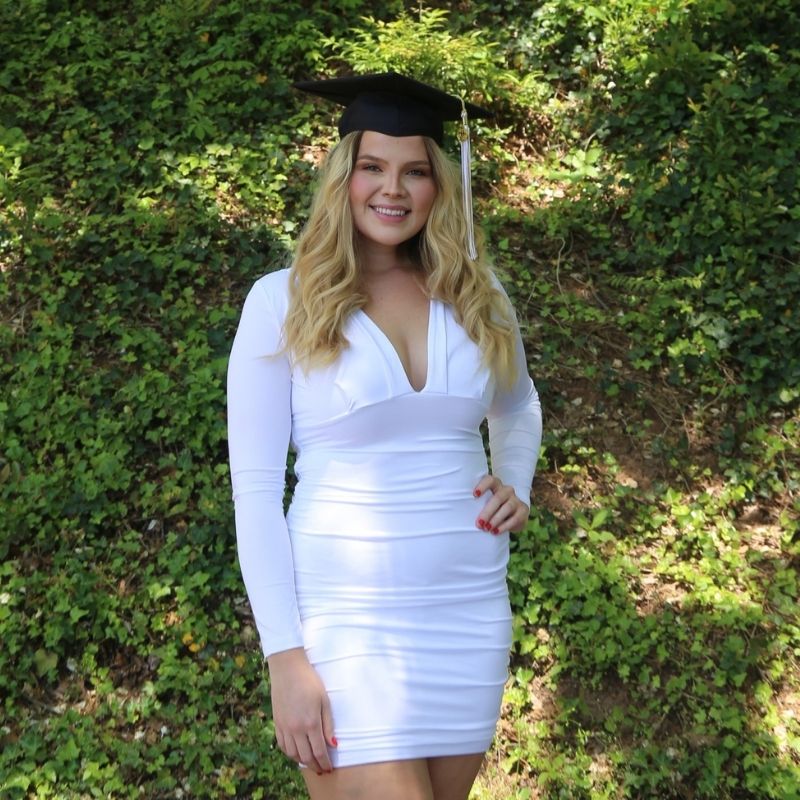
top-left (360, 162), bottom-right (381, 172)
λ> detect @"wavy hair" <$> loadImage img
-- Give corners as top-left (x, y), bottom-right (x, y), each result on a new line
top-left (282, 131), bottom-right (518, 388)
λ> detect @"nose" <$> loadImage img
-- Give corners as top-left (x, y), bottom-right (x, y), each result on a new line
top-left (382, 170), bottom-right (406, 197)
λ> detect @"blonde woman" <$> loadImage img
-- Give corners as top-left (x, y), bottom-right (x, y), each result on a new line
top-left (227, 73), bottom-right (542, 800)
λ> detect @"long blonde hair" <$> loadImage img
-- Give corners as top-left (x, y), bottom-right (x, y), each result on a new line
top-left (283, 131), bottom-right (519, 388)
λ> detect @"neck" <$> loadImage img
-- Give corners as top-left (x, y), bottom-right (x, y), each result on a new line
top-left (358, 239), bottom-right (414, 277)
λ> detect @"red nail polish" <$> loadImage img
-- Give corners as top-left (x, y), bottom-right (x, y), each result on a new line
top-left (331, 737), bottom-right (338, 747)
top-left (474, 489), bottom-right (482, 497)
top-left (493, 527), bottom-right (500, 535)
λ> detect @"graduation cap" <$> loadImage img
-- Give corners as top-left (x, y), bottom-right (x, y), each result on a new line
top-left (293, 72), bottom-right (491, 259)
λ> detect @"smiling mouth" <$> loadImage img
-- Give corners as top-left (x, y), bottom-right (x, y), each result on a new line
top-left (370, 205), bottom-right (410, 218)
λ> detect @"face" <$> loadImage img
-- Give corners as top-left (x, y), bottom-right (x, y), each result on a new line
top-left (348, 131), bottom-right (437, 253)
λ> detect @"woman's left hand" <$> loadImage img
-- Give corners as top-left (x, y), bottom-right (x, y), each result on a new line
top-left (473, 475), bottom-right (530, 535)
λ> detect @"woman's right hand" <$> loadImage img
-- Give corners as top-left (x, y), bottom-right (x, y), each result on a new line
top-left (266, 648), bottom-right (336, 774)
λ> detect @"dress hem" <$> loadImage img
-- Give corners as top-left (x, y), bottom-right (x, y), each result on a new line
top-left (316, 738), bottom-right (494, 770)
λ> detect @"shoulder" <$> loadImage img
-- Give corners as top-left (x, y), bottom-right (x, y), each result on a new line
top-left (246, 268), bottom-right (292, 318)
top-left (252, 268), bottom-right (291, 304)
top-left (232, 270), bottom-right (293, 356)
top-left (235, 268), bottom-right (292, 335)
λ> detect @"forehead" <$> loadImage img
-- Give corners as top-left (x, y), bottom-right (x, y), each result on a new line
top-left (357, 131), bottom-right (430, 161)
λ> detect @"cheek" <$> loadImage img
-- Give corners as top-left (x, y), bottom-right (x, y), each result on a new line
top-left (348, 174), bottom-right (370, 205)
top-left (418, 184), bottom-right (437, 216)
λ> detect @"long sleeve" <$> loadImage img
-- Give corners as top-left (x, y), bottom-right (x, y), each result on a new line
top-left (227, 274), bottom-right (303, 658)
top-left (487, 297), bottom-right (543, 505)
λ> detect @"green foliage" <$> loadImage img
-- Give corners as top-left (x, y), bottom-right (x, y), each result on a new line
top-left (512, 0), bottom-right (800, 409)
top-left (503, 447), bottom-right (799, 799)
top-left (607, 2), bottom-right (800, 407)
top-left (332, 7), bottom-right (520, 99)
top-left (327, 6), bottom-right (550, 146)
top-left (490, 198), bottom-right (798, 797)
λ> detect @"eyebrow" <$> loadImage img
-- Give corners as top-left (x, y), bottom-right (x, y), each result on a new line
top-left (356, 154), bottom-right (431, 167)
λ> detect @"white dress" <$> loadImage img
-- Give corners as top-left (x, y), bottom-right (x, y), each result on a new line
top-left (227, 268), bottom-right (542, 767)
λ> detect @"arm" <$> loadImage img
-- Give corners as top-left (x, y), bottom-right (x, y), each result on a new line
top-left (476, 291), bottom-right (542, 534)
top-left (227, 277), bottom-right (335, 772)
top-left (227, 278), bottom-right (303, 657)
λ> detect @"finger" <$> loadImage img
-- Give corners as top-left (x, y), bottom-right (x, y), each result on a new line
top-left (474, 476), bottom-right (497, 531)
top-left (481, 503), bottom-right (513, 534)
top-left (321, 695), bottom-right (338, 750)
top-left (277, 730), bottom-right (300, 763)
top-left (296, 734), bottom-right (326, 775)
top-left (494, 501), bottom-right (530, 534)
top-left (309, 726), bottom-right (333, 773)
top-left (493, 508), bottom-right (524, 535)
top-left (473, 474), bottom-right (500, 499)
top-left (307, 699), bottom-right (334, 774)
top-left (476, 486), bottom-right (515, 531)
top-left (510, 502), bottom-right (531, 532)
top-left (484, 493), bottom-right (527, 534)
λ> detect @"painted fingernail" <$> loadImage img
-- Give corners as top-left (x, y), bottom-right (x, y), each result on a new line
top-left (331, 737), bottom-right (338, 747)
top-left (493, 527), bottom-right (500, 535)
top-left (474, 489), bottom-right (482, 497)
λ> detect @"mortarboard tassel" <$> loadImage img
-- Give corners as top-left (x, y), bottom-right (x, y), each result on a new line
top-left (459, 100), bottom-right (478, 261)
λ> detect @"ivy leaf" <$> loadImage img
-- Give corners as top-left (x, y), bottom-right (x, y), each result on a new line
top-left (34, 648), bottom-right (58, 677)
top-left (56, 737), bottom-right (80, 763)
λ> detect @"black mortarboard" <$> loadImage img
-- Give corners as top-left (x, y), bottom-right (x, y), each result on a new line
top-left (293, 72), bottom-right (491, 259)
top-left (292, 71), bottom-right (491, 146)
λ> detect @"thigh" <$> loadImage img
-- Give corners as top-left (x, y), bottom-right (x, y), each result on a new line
top-left (428, 753), bottom-right (485, 800)
top-left (303, 758), bottom-right (434, 800)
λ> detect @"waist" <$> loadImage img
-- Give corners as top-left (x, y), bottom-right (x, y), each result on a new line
top-left (291, 448), bottom-right (487, 523)
top-left (290, 526), bottom-right (509, 612)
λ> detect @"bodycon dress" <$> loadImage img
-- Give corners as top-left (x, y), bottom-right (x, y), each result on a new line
top-left (227, 268), bottom-right (542, 768)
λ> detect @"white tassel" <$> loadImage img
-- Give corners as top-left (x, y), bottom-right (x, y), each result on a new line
top-left (459, 101), bottom-right (478, 260)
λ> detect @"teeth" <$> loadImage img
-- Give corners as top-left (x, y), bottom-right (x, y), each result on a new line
top-left (372, 206), bottom-right (408, 217)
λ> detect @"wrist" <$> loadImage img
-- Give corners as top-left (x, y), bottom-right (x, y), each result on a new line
top-left (266, 646), bottom-right (308, 670)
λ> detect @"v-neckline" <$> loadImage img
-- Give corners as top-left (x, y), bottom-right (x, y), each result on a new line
top-left (356, 300), bottom-right (434, 394)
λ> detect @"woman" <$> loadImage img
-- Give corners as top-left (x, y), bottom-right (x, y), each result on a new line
top-left (227, 73), bottom-right (542, 800)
